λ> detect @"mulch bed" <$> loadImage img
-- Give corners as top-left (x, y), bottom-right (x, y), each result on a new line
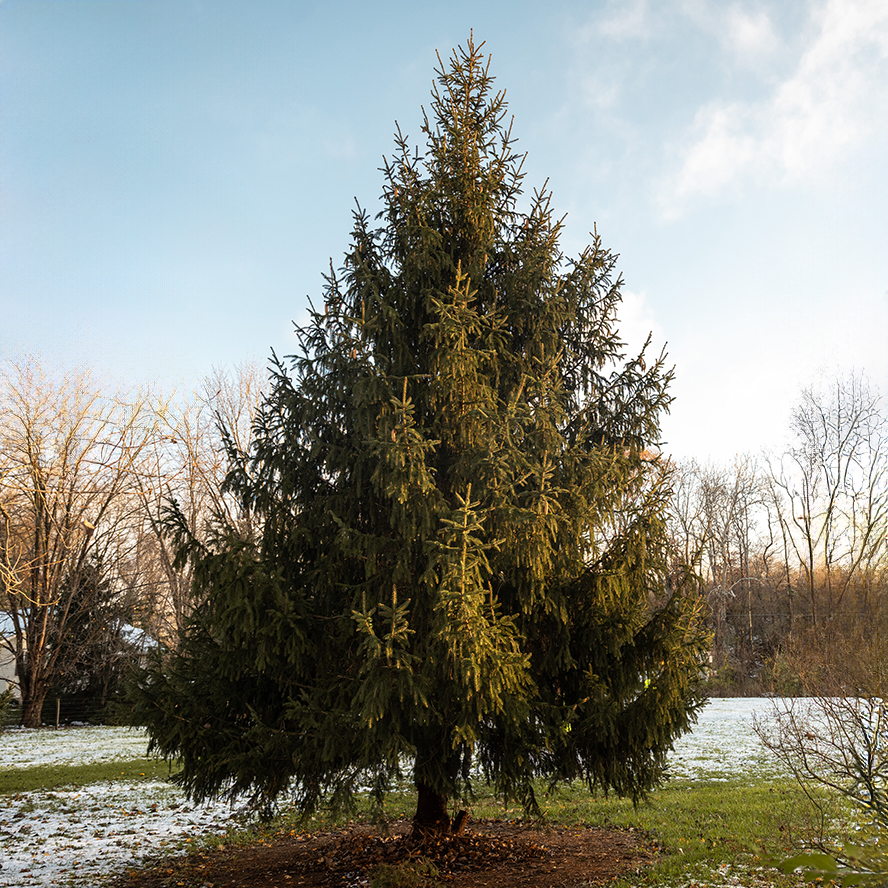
top-left (113, 818), bottom-right (657, 888)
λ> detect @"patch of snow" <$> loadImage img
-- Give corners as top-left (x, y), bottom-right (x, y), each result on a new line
top-left (667, 697), bottom-right (788, 781)
top-left (0, 780), bottom-right (245, 888)
top-left (0, 698), bottom-right (786, 886)
top-left (0, 726), bottom-right (151, 770)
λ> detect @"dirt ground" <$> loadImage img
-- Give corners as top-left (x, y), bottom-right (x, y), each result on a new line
top-left (114, 818), bottom-right (657, 888)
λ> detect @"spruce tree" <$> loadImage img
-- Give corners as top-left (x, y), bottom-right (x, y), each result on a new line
top-left (134, 38), bottom-right (709, 834)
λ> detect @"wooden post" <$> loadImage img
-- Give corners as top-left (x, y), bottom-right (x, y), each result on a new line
top-left (56, 697), bottom-right (60, 728)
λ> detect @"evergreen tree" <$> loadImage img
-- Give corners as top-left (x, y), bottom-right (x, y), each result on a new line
top-left (133, 38), bottom-right (709, 834)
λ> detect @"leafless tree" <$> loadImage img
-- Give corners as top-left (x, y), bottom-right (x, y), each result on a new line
top-left (0, 358), bottom-right (159, 726)
top-left (663, 374), bottom-right (887, 695)
top-left (766, 372), bottom-right (888, 629)
top-left (755, 628), bottom-right (888, 855)
top-left (132, 361), bottom-right (264, 646)
top-left (667, 456), bottom-right (769, 677)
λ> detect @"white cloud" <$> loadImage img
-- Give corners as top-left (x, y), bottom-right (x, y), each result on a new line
top-left (597, 0), bottom-right (652, 40)
top-left (724, 5), bottom-right (780, 62)
top-left (676, 0), bottom-right (781, 65)
top-left (595, 0), bottom-right (779, 61)
top-left (659, 0), bottom-right (888, 217)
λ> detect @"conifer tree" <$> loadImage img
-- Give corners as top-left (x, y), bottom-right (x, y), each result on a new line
top-left (134, 38), bottom-right (709, 834)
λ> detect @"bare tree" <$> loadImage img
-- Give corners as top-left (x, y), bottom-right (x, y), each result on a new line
top-left (663, 374), bottom-right (887, 695)
top-left (667, 456), bottom-right (770, 680)
top-left (755, 626), bottom-right (888, 870)
top-left (132, 361), bottom-right (264, 646)
top-left (766, 372), bottom-right (888, 629)
top-left (0, 358), bottom-right (158, 726)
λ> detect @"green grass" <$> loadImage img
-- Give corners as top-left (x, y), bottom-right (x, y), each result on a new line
top-left (182, 777), bottom-right (818, 888)
top-left (1, 756), bottom-right (822, 888)
top-left (528, 778), bottom-right (812, 887)
top-left (0, 757), bottom-right (179, 793)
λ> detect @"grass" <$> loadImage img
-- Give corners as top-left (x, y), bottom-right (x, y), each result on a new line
top-left (1, 756), bottom-right (821, 888)
top-left (530, 778), bottom-right (812, 887)
top-left (170, 777), bottom-right (818, 888)
top-left (0, 757), bottom-right (179, 793)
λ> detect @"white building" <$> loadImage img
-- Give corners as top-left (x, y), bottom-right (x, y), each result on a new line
top-left (0, 613), bottom-right (21, 699)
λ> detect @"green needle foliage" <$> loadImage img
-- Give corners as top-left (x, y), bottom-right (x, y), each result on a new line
top-left (132, 37), bottom-right (709, 833)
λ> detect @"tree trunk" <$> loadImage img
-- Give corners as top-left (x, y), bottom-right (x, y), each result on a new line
top-left (20, 691), bottom-right (46, 728)
top-left (412, 780), bottom-right (451, 836)
top-left (18, 653), bottom-right (49, 727)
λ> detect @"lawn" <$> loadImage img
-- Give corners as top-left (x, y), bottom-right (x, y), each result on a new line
top-left (0, 700), bottom-right (819, 888)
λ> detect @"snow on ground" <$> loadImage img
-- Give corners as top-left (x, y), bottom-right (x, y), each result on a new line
top-left (0, 726), bottom-right (151, 770)
top-left (667, 697), bottom-right (788, 781)
top-left (0, 699), bottom-right (784, 887)
top-left (0, 726), bottom-right (247, 888)
top-left (0, 780), bottom-right (243, 888)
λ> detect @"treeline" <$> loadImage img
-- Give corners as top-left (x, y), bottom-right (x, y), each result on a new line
top-left (0, 357), bottom-right (264, 726)
top-left (1, 357), bottom-right (885, 725)
top-left (668, 373), bottom-right (888, 694)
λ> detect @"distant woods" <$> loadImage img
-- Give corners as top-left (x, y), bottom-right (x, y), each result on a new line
top-left (1, 358), bottom-right (885, 724)
top-left (668, 372), bottom-right (888, 694)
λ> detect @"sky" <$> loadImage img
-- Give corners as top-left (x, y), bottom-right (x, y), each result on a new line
top-left (1, 0), bottom-right (886, 462)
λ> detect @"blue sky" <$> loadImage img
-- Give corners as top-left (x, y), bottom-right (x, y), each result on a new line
top-left (1, 0), bottom-right (886, 461)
